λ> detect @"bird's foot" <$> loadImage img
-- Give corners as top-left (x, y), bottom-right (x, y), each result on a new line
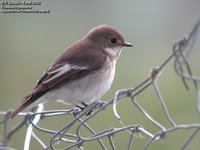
top-left (76, 102), bottom-right (92, 116)
top-left (75, 100), bottom-right (107, 116)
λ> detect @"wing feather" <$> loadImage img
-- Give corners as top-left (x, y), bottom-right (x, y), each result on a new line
top-left (9, 40), bottom-right (107, 118)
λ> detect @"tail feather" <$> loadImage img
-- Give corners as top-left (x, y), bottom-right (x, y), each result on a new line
top-left (8, 97), bottom-right (34, 119)
top-left (9, 105), bottom-right (28, 119)
top-left (8, 90), bottom-right (48, 119)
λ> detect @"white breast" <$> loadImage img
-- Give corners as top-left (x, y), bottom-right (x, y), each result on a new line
top-left (39, 58), bottom-right (116, 105)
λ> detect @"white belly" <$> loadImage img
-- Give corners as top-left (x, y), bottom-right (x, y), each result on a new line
top-left (39, 59), bottom-right (116, 105)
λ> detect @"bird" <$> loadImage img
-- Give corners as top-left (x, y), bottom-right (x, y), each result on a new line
top-left (8, 25), bottom-right (133, 119)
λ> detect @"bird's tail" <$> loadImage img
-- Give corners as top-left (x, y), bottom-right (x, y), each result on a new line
top-left (7, 87), bottom-right (48, 119)
top-left (7, 97), bottom-right (33, 119)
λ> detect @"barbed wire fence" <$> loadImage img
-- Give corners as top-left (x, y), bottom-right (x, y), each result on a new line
top-left (1, 18), bottom-right (200, 150)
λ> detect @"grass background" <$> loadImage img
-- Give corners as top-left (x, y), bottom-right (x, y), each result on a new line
top-left (0, 0), bottom-right (200, 149)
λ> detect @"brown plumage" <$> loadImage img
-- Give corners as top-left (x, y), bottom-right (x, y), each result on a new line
top-left (8, 25), bottom-right (133, 119)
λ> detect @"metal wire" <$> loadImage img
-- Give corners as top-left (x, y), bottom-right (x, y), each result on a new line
top-left (1, 18), bottom-right (200, 150)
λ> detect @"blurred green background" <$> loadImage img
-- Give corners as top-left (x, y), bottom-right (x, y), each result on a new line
top-left (1, 0), bottom-right (200, 149)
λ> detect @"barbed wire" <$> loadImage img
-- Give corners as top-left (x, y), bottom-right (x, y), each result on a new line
top-left (1, 18), bottom-right (200, 150)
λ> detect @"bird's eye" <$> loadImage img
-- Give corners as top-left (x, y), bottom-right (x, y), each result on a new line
top-left (111, 38), bottom-right (117, 44)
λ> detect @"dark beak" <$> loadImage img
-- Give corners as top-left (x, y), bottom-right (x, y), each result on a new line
top-left (122, 41), bottom-right (133, 47)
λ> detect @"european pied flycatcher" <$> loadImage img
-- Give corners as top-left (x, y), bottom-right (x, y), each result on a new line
top-left (9, 25), bottom-right (133, 118)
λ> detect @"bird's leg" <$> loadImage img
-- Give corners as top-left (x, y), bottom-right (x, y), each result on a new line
top-left (75, 104), bottom-right (85, 111)
top-left (81, 102), bottom-right (88, 108)
top-left (82, 102), bottom-right (94, 116)
top-left (75, 102), bottom-right (92, 116)
top-left (75, 100), bottom-right (107, 116)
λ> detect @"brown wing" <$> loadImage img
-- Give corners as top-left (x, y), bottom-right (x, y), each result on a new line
top-left (9, 40), bottom-right (107, 118)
